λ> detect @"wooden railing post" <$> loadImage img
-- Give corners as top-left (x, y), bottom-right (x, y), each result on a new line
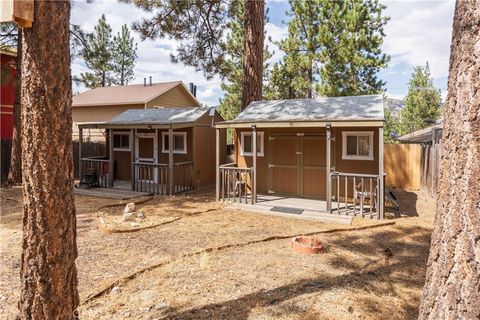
top-left (378, 127), bottom-right (384, 219)
top-left (168, 127), bottom-right (174, 195)
top-left (79, 127), bottom-right (83, 182)
top-left (326, 124), bottom-right (332, 212)
top-left (131, 129), bottom-right (135, 190)
top-left (216, 128), bottom-right (220, 201)
top-left (108, 129), bottom-right (114, 188)
top-left (252, 126), bottom-right (257, 204)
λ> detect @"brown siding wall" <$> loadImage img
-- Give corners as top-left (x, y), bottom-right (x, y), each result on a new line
top-left (193, 113), bottom-right (226, 188)
top-left (146, 85), bottom-right (200, 108)
top-left (234, 126), bottom-right (380, 197)
top-left (333, 127), bottom-right (380, 175)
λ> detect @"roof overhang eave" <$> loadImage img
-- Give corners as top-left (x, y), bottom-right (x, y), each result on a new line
top-left (214, 120), bottom-right (384, 129)
top-left (78, 121), bottom-right (197, 130)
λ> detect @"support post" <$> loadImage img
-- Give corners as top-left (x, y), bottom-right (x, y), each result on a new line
top-left (168, 127), bottom-right (174, 195)
top-left (252, 125), bottom-right (257, 204)
top-left (216, 128), bottom-right (220, 201)
top-left (131, 129), bottom-right (135, 190)
top-left (78, 127), bottom-right (83, 182)
top-left (109, 129), bottom-right (114, 187)
top-left (326, 124), bottom-right (332, 212)
top-left (378, 126), bottom-right (384, 219)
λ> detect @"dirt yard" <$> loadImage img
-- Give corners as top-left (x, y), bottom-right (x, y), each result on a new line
top-left (0, 187), bottom-right (435, 319)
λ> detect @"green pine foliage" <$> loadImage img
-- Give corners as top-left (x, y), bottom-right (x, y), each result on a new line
top-left (267, 0), bottom-right (390, 99)
top-left (77, 15), bottom-right (137, 88)
top-left (384, 108), bottom-right (401, 143)
top-left (400, 63), bottom-right (442, 134)
top-left (112, 25), bottom-right (138, 85)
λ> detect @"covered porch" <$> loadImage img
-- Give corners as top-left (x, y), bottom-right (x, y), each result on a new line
top-left (77, 107), bottom-right (219, 196)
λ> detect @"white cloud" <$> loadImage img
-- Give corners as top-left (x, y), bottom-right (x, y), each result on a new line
top-left (265, 22), bottom-right (288, 64)
top-left (381, 0), bottom-right (455, 78)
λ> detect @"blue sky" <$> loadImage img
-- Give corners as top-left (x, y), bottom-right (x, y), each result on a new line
top-left (71, 0), bottom-right (455, 104)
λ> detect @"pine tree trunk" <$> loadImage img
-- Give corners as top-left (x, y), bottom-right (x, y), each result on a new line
top-left (7, 30), bottom-right (22, 185)
top-left (418, 1), bottom-right (480, 319)
top-left (241, 0), bottom-right (264, 109)
top-left (18, 1), bottom-right (79, 319)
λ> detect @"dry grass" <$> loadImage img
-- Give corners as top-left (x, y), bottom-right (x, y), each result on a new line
top-left (0, 187), bottom-right (435, 319)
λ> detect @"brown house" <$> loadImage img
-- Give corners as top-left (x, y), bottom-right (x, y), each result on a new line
top-left (78, 107), bottom-right (226, 195)
top-left (72, 81), bottom-right (201, 140)
top-left (215, 95), bottom-right (386, 219)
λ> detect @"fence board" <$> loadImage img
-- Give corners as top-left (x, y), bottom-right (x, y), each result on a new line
top-left (73, 141), bottom-right (106, 178)
top-left (384, 144), bottom-right (422, 190)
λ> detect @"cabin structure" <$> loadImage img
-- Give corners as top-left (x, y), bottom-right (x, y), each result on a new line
top-left (215, 95), bottom-right (385, 219)
top-left (72, 80), bottom-right (201, 140)
top-left (78, 107), bottom-right (226, 195)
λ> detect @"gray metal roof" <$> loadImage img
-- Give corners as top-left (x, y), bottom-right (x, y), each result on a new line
top-left (222, 95), bottom-right (384, 124)
top-left (106, 107), bottom-right (212, 125)
top-left (398, 124), bottom-right (443, 143)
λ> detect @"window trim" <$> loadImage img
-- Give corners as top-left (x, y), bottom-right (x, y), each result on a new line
top-left (161, 132), bottom-right (188, 154)
top-left (112, 132), bottom-right (131, 152)
top-left (240, 131), bottom-right (264, 157)
top-left (341, 131), bottom-right (374, 161)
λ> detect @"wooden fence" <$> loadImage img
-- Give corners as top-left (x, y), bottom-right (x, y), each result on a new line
top-left (73, 141), bottom-right (106, 178)
top-left (384, 143), bottom-right (441, 195)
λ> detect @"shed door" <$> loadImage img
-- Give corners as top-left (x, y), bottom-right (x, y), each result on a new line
top-left (135, 133), bottom-right (158, 183)
top-left (269, 134), bottom-right (326, 198)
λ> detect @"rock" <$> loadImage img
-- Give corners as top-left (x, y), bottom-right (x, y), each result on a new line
top-left (124, 203), bottom-right (136, 213)
top-left (130, 222), bottom-right (140, 227)
top-left (155, 302), bottom-right (168, 310)
top-left (123, 212), bottom-right (135, 222)
top-left (111, 286), bottom-right (120, 294)
top-left (137, 211), bottom-right (145, 219)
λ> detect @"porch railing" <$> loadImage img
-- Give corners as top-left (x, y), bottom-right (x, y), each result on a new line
top-left (80, 157), bottom-right (111, 188)
top-left (330, 172), bottom-right (381, 219)
top-left (133, 162), bottom-right (169, 195)
top-left (132, 161), bottom-right (194, 195)
top-left (219, 164), bottom-right (254, 204)
top-left (173, 161), bottom-right (194, 194)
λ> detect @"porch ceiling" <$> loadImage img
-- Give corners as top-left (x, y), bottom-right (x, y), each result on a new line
top-left (215, 120), bottom-right (384, 129)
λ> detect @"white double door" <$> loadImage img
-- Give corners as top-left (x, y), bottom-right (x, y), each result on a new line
top-left (135, 132), bottom-right (158, 183)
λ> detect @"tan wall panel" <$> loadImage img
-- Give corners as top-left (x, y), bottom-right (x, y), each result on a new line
top-left (72, 104), bottom-right (144, 122)
top-left (146, 85), bottom-right (200, 108)
top-left (384, 143), bottom-right (421, 190)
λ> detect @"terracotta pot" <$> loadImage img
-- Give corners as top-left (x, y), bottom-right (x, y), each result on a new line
top-left (291, 236), bottom-right (323, 254)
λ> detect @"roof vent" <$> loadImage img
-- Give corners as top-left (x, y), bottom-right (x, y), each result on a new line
top-left (149, 76), bottom-right (152, 86)
top-left (189, 82), bottom-right (197, 97)
top-left (144, 77), bottom-right (146, 87)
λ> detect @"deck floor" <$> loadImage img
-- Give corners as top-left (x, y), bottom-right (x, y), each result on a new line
top-left (226, 195), bottom-right (352, 225)
top-left (75, 180), bottom-right (151, 199)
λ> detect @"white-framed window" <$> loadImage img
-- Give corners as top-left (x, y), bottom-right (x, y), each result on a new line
top-left (240, 131), bottom-right (264, 157)
top-left (161, 132), bottom-right (187, 154)
top-left (113, 132), bottom-right (131, 151)
top-left (342, 131), bottom-right (374, 160)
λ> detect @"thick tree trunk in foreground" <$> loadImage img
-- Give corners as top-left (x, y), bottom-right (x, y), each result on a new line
top-left (418, 1), bottom-right (480, 319)
top-left (18, 1), bottom-right (79, 319)
top-left (241, 0), bottom-right (264, 109)
top-left (8, 30), bottom-right (22, 185)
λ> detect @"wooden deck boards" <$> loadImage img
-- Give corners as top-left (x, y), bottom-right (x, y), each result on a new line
top-left (74, 187), bottom-right (151, 200)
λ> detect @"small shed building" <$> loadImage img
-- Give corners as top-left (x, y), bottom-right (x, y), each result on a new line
top-left (215, 95), bottom-right (386, 219)
top-left (78, 107), bottom-right (226, 194)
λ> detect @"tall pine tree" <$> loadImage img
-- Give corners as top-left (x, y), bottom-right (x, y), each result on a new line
top-left (112, 25), bottom-right (138, 85)
top-left (267, 0), bottom-right (389, 99)
top-left (400, 62), bottom-right (442, 134)
top-left (218, 1), bottom-right (271, 122)
top-left (79, 14), bottom-right (113, 88)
